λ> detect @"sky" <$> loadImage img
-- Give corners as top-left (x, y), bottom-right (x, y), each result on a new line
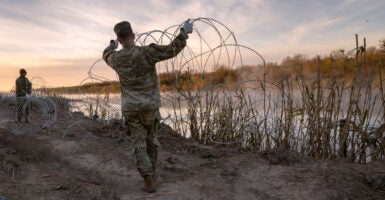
top-left (0, 0), bottom-right (384, 92)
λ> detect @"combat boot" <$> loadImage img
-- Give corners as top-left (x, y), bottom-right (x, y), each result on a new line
top-left (153, 169), bottom-right (158, 182)
top-left (143, 175), bottom-right (156, 193)
top-left (152, 166), bottom-right (158, 182)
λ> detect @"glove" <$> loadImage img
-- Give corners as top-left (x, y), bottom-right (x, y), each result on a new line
top-left (110, 39), bottom-right (119, 49)
top-left (181, 19), bottom-right (193, 34)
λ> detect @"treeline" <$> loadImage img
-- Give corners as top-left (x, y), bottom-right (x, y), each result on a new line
top-left (42, 81), bottom-right (121, 94)
top-left (159, 65), bottom-right (240, 91)
top-left (43, 45), bottom-right (385, 94)
top-left (264, 46), bottom-right (385, 83)
top-left (159, 45), bottom-right (385, 91)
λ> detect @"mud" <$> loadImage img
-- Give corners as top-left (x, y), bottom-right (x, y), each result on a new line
top-left (0, 116), bottom-right (384, 200)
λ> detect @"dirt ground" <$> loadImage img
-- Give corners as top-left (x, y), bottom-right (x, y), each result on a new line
top-left (0, 113), bottom-right (385, 200)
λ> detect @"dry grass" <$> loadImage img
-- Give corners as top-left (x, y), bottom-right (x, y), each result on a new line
top-left (169, 35), bottom-right (385, 163)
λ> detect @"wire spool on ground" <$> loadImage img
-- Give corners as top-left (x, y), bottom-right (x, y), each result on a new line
top-left (0, 95), bottom-right (57, 135)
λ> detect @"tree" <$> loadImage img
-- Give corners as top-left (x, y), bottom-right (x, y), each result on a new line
top-left (380, 39), bottom-right (385, 53)
top-left (281, 54), bottom-right (307, 79)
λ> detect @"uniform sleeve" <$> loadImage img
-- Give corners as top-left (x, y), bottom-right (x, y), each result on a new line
top-left (15, 79), bottom-right (19, 94)
top-left (15, 78), bottom-right (22, 96)
top-left (144, 30), bottom-right (188, 63)
top-left (102, 44), bottom-right (117, 67)
top-left (27, 79), bottom-right (32, 94)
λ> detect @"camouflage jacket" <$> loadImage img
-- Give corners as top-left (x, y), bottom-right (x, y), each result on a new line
top-left (103, 31), bottom-right (188, 112)
top-left (15, 76), bottom-right (31, 97)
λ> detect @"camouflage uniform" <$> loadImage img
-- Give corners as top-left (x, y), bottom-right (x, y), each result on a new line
top-left (103, 21), bottom-right (188, 177)
top-left (15, 72), bottom-right (32, 122)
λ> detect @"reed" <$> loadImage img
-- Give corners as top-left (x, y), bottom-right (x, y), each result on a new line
top-left (169, 35), bottom-right (384, 163)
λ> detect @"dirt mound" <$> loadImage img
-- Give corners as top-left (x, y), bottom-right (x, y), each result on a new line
top-left (261, 147), bottom-right (314, 165)
top-left (0, 118), bottom-right (384, 199)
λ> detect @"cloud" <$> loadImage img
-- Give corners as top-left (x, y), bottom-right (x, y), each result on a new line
top-left (1, 0), bottom-right (385, 90)
top-left (0, 57), bottom-right (114, 91)
top-left (274, 17), bottom-right (347, 47)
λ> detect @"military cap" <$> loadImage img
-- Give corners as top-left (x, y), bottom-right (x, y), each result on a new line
top-left (114, 21), bottom-right (134, 37)
top-left (20, 69), bottom-right (27, 74)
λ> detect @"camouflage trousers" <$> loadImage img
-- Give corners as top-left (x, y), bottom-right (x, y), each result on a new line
top-left (17, 97), bottom-right (29, 122)
top-left (124, 109), bottom-right (160, 177)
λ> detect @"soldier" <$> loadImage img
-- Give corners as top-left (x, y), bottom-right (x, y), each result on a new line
top-left (103, 19), bottom-right (193, 193)
top-left (15, 68), bottom-right (32, 123)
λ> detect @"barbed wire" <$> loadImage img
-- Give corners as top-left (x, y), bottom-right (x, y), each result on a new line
top-left (0, 17), bottom-right (266, 144)
top-left (64, 17), bottom-right (267, 144)
top-left (0, 94), bottom-right (57, 135)
top-left (1, 18), bottom-right (383, 161)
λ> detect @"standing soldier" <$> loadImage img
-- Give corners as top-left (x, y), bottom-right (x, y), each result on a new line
top-left (15, 68), bottom-right (32, 123)
top-left (103, 19), bottom-right (193, 193)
